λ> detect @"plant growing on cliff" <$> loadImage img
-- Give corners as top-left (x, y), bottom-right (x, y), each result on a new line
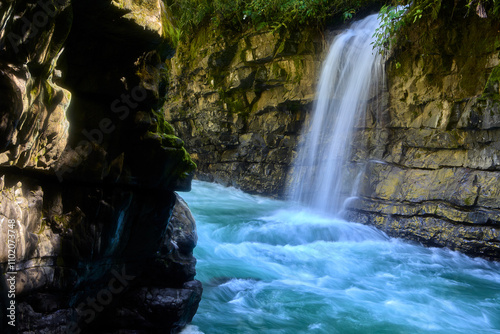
top-left (161, 2), bottom-right (182, 47)
top-left (372, 0), bottom-right (438, 55)
top-left (371, 4), bottom-right (407, 54)
top-left (372, 0), bottom-right (500, 55)
top-left (166, 0), bottom-right (384, 39)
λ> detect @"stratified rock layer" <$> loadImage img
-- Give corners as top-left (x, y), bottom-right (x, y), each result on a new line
top-left (0, 1), bottom-right (200, 333)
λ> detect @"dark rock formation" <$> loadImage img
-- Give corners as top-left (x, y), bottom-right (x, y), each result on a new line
top-left (0, 1), bottom-right (200, 333)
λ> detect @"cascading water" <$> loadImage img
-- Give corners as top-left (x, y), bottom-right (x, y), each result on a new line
top-left (289, 14), bottom-right (382, 213)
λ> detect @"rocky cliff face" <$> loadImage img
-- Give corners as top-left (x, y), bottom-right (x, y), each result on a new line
top-left (166, 8), bottom-right (500, 261)
top-left (165, 27), bottom-right (325, 197)
top-left (343, 6), bottom-right (500, 261)
top-left (0, 1), bottom-right (201, 333)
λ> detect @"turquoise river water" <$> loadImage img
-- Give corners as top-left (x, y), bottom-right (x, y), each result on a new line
top-left (180, 181), bottom-right (500, 334)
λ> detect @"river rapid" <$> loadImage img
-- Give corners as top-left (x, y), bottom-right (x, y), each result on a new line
top-left (181, 181), bottom-right (500, 334)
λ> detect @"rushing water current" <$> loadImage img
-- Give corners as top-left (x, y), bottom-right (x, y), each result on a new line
top-left (181, 181), bottom-right (500, 334)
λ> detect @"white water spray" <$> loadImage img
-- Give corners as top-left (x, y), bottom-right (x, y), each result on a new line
top-left (289, 14), bottom-right (383, 213)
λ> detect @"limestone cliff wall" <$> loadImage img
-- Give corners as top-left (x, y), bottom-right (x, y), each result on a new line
top-left (166, 7), bottom-right (500, 260)
top-left (0, 1), bottom-right (200, 333)
top-left (165, 27), bottom-right (325, 196)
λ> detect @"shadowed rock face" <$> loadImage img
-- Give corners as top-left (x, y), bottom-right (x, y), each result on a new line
top-left (0, 1), bottom-right (200, 333)
top-left (166, 8), bottom-right (500, 260)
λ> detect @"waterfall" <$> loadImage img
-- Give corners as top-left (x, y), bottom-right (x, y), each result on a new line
top-left (288, 14), bottom-right (383, 213)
